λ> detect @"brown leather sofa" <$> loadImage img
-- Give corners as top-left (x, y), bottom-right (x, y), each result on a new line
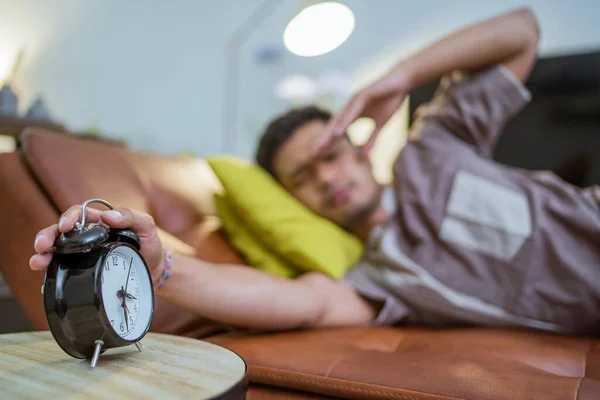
top-left (1, 128), bottom-right (598, 399)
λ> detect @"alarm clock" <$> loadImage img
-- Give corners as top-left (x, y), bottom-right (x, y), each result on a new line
top-left (43, 198), bottom-right (155, 368)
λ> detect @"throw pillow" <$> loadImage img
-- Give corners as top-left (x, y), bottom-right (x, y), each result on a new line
top-left (214, 193), bottom-right (297, 278)
top-left (207, 156), bottom-right (363, 280)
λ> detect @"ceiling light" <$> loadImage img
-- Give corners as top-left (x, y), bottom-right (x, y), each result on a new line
top-left (283, 2), bottom-right (355, 57)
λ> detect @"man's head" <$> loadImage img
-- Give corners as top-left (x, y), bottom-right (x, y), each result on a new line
top-left (256, 105), bottom-right (382, 232)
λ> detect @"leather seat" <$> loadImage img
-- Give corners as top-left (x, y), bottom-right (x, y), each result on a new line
top-left (210, 326), bottom-right (600, 399)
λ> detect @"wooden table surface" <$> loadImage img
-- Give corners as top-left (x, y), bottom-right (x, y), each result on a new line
top-left (0, 331), bottom-right (247, 399)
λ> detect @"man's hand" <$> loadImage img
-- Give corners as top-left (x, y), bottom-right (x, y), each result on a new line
top-left (313, 7), bottom-right (539, 157)
top-left (30, 205), bottom-right (164, 281)
top-left (314, 70), bottom-right (409, 157)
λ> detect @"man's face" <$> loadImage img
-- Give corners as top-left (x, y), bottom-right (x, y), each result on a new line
top-left (273, 119), bottom-right (381, 229)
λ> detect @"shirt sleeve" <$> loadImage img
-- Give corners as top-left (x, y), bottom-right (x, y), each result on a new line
top-left (411, 64), bottom-right (532, 157)
top-left (343, 265), bottom-right (410, 326)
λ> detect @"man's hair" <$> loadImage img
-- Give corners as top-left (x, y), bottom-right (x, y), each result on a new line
top-left (255, 105), bottom-right (331, 178)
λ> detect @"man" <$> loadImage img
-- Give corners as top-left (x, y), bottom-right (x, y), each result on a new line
top-left (31, 8), bottom-right (600, 335)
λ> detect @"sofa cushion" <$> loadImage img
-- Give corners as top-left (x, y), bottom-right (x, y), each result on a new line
top-left (129, 152), bottom-right (222, 236)
top-left (151, 226), bottom-right (243, 338)
top-left (175, 218), bottom-right (246, 265)
top-left (208, 327), bottom-right (600, 399)
top-left (21, 129), bottom-right (149, 213)
top-left (247, 384), bottom-right (338, 399)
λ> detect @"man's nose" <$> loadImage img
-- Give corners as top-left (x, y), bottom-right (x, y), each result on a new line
top-left (315, 163), bottom-right (337, 187)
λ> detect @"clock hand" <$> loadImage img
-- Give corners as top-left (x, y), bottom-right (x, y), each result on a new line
top-left (122, 305), bottom-right (128, 331)
top-left (118, 289), bottom-right (132, 312)
top-left (124, 257), bottom-right (133, 293)
top-left (120, 286), bottom-right (129, 332)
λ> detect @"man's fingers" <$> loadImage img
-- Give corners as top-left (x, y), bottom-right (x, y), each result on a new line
top-left (38, 206), bottom-right (154, 251)
top-left (100, 208), bottom-right (156, 237)
top-left (29, 253), bottom-right (53, 271)
top-left (363, 132), bottom-right (378, 152)
top-left (30, 206), bottom-right (156, 272)
top-left (313, 114), bottom-right (342, 153)
top-left (335, 93), bottom-right (367, 136)
top-left (361, 134), bottom-right (377, 156)
top-left (34, 224), bottom-right (59, 253)
top-left (313, 93), bottom-right (368, 155)
top-left (58, 204), bottom-right (103, 232)
top-left (360, 126), bottom-right (382, 157)
top-left (31, 204), bottom-right (104, 271)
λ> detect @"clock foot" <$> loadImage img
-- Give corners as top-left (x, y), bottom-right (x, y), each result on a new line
top-left (90, 340), bottom-right (104, 368)
top-left (135, 341), bottom-right (143, 352)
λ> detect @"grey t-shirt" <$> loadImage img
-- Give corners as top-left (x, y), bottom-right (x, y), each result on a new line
top-left (344, 64), bottom-right (600, 335)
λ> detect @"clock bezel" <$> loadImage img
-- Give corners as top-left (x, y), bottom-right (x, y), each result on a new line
top-left (96, 242), bottom-right (155, 344)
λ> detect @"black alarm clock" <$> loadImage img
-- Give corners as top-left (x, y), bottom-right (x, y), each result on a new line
top-left (43, 198), bottom-right (155, 368)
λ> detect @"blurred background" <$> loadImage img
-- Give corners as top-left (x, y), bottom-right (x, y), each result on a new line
top-left (0, 0), bottom-right (599, 184)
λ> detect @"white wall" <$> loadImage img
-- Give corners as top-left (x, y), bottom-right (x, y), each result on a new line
top-left (1, 0), bottom-right (599, 162)
top-left (2, 1), bottom-right (265, 157)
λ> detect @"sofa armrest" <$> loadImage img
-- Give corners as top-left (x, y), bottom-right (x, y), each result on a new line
top-left (0, 152), bottom-right (59, 330)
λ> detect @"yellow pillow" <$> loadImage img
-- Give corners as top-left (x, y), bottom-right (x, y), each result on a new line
top-left (214, 193), bottom-right (297, 279)
top-left (207, 156), bottom-right (363, 280)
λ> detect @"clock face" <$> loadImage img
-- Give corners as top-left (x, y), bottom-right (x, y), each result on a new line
top-left (100, 245), bottom-right (153, 341)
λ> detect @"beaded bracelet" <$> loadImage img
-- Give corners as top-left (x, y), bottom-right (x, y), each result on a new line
top-left (155, 249), bottom-right (172, 289)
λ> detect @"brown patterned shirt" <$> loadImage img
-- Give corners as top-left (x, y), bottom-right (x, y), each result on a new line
top-left (344, 65), bottom-right (600, 335)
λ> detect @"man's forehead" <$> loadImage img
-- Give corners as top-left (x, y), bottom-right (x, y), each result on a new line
top-left (273, 120), bottom-right (326, 178)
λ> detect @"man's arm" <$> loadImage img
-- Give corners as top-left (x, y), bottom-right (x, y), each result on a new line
top-left (30, 205), bottom-right (377, 332)
top-left (314, 7), bottom-right (540, 154)
top-left (156, 253), bottom-right (377, 331)
top-left (396, 7), bottom-right (540, 89)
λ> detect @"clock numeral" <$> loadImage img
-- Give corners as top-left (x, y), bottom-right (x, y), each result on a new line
top-left (101, 275), bottom-right (104, 284)
top-left (112, 256), bottom-right (119, 266)
top-left (129, 316), bottom-right (134, 326)
top-left (110, 319), bottom-right (114, 327)
top-left (123, 260), bottom-right (127, 270)
top-left (120, 322), bottom-right (124, 332)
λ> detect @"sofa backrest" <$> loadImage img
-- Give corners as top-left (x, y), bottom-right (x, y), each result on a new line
top-left (21, 129), bottom-right (150, 215)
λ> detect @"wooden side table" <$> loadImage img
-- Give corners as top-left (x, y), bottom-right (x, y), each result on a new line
top-left (0, 331), bottom-right (247, 399)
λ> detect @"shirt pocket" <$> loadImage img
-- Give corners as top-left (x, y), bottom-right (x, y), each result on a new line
top-left (439, 170), bottom-right (532, 261)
